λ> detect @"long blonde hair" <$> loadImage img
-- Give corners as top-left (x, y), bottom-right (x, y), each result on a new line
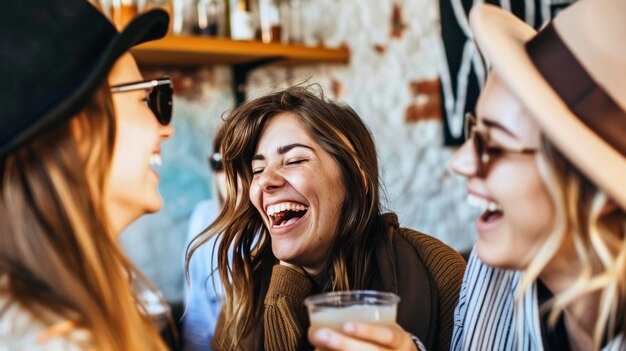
top-left (0, 83), bottom-right (169, 350)
top-left (519, 138), bottom-right (626, 350)
top-left (187, 86), bottom-right (391, 349)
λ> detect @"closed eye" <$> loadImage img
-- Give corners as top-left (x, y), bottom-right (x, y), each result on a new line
top-left (252, 167), bottom-right (264, 175)
top-left (484, 147), bottom-right (505, 156)
top-left (285, 159), bottom-right (306, 166)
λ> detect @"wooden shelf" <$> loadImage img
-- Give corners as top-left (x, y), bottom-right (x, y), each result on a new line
top-left (132, 35), bottom-right (350, 68)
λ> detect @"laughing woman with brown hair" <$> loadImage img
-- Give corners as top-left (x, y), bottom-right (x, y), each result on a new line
top-left (0, 1), bottom-right (174, 349)
top-left (187, 86), bottom-right (466, 351)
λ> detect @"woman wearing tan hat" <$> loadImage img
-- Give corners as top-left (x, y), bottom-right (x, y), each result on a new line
top-left (308, 0), bottom-right (626, 350)
top-left (0, 1), bottom-right (175, 349)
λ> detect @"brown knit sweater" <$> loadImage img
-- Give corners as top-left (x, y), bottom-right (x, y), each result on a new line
top-left (212, 214), bottom-right (466, 351)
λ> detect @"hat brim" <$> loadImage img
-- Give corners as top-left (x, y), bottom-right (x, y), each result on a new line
top-left (470, 4), bottom-right (626, 210)
top-left (7, 9), bottom-right (169, 156)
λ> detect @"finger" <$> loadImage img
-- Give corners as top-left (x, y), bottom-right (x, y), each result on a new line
top-left (343, 322), bottom-right (406, 349)
top-left (309, 327), bottom-right (390, 351)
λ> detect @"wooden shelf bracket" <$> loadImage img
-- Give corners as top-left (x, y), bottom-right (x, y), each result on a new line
top-left (232, 57), bottom-right (281, 105)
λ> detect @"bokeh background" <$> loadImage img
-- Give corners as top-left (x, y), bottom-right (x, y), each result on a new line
top-left (121, 0), bottom-right (488, 303)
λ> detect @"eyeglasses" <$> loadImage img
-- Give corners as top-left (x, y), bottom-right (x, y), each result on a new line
top-left (208, 152), bottom-right (223, 172)
top-left (110, 76), bottom-right (173, 125)
top-left (464, 112), bottom-right (536, 177)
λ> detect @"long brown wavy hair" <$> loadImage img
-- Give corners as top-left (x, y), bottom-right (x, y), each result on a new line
top-left (0, 83), bottom-right (169, 350)
top-left (188, 85), bottom-right (392, 349)
top-left (519, 138), bottom-right (626, 350)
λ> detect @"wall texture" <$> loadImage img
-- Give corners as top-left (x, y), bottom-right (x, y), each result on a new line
top-left (121, 0), bottom-right (478, 301)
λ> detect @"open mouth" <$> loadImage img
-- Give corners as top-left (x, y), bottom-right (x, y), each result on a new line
top-left (266, 202), bottom-right (309, 228)
top-left (149, 153), bottom-right (162, 172)
top-left (467, 194), bottom-right (503, 224)
top-left (480, 208), bottom-right (503, 223)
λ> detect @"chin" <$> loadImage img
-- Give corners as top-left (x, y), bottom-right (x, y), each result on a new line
top-left (143, 197), bottom-right (164, 214)
top-left (475, 242), bottom-right (521, 270)
top-left (271, 241), bottom-right (304, 264)
top-left (271, 246), bottom-right (297, 263)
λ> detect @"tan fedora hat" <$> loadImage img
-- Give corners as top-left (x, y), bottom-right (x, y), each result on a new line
top-left (469, 0), bottom-right (626, 210)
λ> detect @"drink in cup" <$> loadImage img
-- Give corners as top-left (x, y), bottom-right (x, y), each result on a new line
top-left (304, 290), bottom-right (400, 333)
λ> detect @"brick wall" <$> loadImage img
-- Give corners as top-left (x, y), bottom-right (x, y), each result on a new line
top-left (121, 0), bottom-right (478, 301)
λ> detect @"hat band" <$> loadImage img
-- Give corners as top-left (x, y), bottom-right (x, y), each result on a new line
top-left (525, 23), bottom-right (626, 157)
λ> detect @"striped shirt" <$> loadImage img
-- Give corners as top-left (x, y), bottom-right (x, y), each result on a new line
top-left (451, 248), bottom-right (625, 350)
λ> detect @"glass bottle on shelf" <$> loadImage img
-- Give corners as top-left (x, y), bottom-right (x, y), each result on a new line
top-left (111, 0), bottom-right (139, 30)
top-left (287, 0), bottom-right (303, 44)
top-left (194, 0), bottom-right (227, 36)
top-left (258, 0), bottom-right (282, 43)
top-left (170, 0), bottom-right (184, 35)
top-left (229, 0), bottom-right (255, 40)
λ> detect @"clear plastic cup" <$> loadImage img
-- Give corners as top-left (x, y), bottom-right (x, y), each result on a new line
top-left (304, 290), bottom-right (401, 332)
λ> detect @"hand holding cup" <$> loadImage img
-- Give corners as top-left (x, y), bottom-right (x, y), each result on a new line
top-left (305, 290), bottom-right (417, 351)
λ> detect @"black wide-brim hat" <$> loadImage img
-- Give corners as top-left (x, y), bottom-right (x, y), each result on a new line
top-left (0, 1), bottom-right (169, 157)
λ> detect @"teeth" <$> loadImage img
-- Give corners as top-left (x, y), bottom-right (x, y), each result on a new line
top-left (487, 202), bottom-right (500, 212)
top-left (266, 202), bottom-right (308, 216)
top-left (467, 194), bottom-right (502, 212)
top-left (149, 154), bottom-right (162, 167)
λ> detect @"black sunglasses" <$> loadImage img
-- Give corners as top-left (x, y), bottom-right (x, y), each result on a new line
top-left (208, 152), bottom-right (223, 172)
top-left (110, 76), bottom-right (173, 125)
top-left (464, 112), bottom-right (536, 177)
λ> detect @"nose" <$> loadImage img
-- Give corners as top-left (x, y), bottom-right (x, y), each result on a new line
top-left (449, 139), bottom-right (479, 178)
top-left (159, 123), bottom-right (174, 140)
top-left (257, 166), bottom-right (285, 193)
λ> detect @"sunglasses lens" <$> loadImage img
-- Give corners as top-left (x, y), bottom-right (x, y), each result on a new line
top-left (473, 132), bottom-right (485, 176)
top-left (464, 113), bottom-right (475, 140)
top-left (148, 84), bottom-right (173, 125)
top-left (209, 154), bottom-right (223, 172)
top-left (464, 113), bottom-right (485, 176)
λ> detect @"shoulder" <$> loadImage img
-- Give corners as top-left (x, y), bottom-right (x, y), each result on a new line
top-left (393, 226), bottom-right (467, 299)
top-left (455, 249), bottom-right (523, 327)
top-left (0, 292), bottom-right (93, 351)
top-left (189, 199), bottom-right (219, 226)
top-left (452, 250), bottom-right (523, 350)
top-left (192, 199), bottom-right (219, 216)
top-left (396, 227), bottom-right (466, 270)
top-left (380, 213), bottom-right (451, 251)
top-left (187, 199), bottom-right (220, 242)
top-left (379, 213), bottom-right (466, 277)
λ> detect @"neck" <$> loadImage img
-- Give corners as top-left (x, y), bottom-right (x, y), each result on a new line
top-left (539, 241), bottom-right (600, 349)
top-left (107, 205), bottom-right (138, 236)
top-left (302, 264), bottom-right (323, 277)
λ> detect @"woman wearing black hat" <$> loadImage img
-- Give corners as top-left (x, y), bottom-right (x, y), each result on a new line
top-left (308, 0), bottom-right (626, 350)
top-left (0, 1), bottom-right (174, 350)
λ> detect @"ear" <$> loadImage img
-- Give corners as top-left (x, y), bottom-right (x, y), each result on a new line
top-left (70, 115), bottom-right (84, 143)
top-left (69, 113), bottom-right (92, 160)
